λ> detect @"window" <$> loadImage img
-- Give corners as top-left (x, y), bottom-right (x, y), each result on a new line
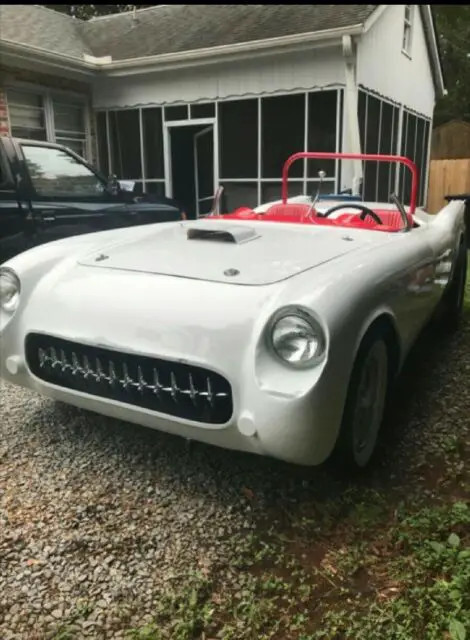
top-left (220, 183), bottom-right (258, 212)
top-left (7, 88), bottom-right (91, 161)
top-left (377, 101), bottom-right (400, 201)
top-left (142, 108), bottom-right (164, 180)
top-left (262, 94), bottom-right (305, 178)
top-left (108, 110), bottom-right (141, 180)
top-left (190, 103), bottom-right (215, 119)
top-left (358, 89), bottom-right (400, 202)
top-left (96, 112), bottom-right (109, 177)
top-left (164, 105), bottom-right (188, 121)
top-left (96, 108), bottom-right (165, 194)
top-left (398, 109), bottom-right (431, 206)
top-left (261, 181), bottom-right (304, 204)
top-left (402, 5), bottom-right (413, 56)
top-left (22, 144), bottom-right (104, 198)
top-left (53, 98), bottom-right (87, 158)
top-left (420, 120), bottom-right (431, 206)
top-left (8, 89), bottom-right (47, 141)
top-left (307, 90), bottom-right (338, 177)
top-left (219, 99), bottom-right (258, 179)
top-left (361, 93), bottom-right (381, 201)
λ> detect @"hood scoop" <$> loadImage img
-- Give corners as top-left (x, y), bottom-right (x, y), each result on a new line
top-left (186, 224), bottom-right (260, 245)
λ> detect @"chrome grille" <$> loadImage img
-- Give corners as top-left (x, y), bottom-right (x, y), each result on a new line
top-left (25, 334), bottom-right (233, 424)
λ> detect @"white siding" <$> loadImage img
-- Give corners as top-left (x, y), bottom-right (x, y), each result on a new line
top-left (92, 47), bottom-right (345, 109)
top-left (356, 5), bottom-right (435, 117)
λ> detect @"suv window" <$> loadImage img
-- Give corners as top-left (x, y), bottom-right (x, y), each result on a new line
top-left (21, 144), bottom-right (106, 198)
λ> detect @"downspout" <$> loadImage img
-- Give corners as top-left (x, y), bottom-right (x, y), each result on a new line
top-left (342, 35), bottom-right (363, 195)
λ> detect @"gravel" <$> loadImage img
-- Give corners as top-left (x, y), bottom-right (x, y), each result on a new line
top-left (0, 315), bottom-right (469, 638)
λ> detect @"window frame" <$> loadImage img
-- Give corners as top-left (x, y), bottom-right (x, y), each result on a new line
top-left (19, 141), bottom-right (108, 202)
top-left (6, 82), bottom-right (92, 162)
top-left (95, 87), bottom-right (343, 206)
top-left (402, 5), bottom-right (413, 58)
top-left (95, 107), bottom-right (167, 195)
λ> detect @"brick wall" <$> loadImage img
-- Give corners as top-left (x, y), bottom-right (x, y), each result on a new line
top-left (0, 64), bottom-right (96, 163)
top-left (0, 89), bottom-right (11, 136)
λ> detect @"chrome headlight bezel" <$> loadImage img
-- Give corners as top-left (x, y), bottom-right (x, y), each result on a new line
top-left (0, 267), bottom-right (21, 314)
top-left (266, 306), bottom-right (327, 370)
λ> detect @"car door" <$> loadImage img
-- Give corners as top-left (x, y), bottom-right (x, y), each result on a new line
top-left (16, 141), bottom-right (134, 245)
top-left (0, 141), bottom-right (30, 264)
top-left (387, 228), bottom-right (439, 346)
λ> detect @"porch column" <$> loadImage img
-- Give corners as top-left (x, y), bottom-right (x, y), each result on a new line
top-left (342, 35), bottom-right (363, 195)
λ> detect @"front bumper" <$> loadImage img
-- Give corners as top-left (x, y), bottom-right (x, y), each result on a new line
top-left (0, 270), bottom-right (346, 466)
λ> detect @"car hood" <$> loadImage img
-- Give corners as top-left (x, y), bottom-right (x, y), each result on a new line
top-left (78, 220), bottom-right (375, 286)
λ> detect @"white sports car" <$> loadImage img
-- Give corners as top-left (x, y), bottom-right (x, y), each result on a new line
top-left (0, 152), bottom-right (467, 471)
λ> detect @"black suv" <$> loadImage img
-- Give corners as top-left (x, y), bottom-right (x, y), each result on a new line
top-left (0, 136), bottom-right (183, 264)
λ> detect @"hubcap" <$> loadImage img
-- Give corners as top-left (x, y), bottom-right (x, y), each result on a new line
top-left (352, 341), bottom-right (388, 467)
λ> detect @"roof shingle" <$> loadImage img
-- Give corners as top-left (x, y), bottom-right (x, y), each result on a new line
top-left (0, 4), bottom-right (92, 59)
top-left (80, 5), bottom-right (377, 60)
top-left (0, 4), bottom-right (377, 62)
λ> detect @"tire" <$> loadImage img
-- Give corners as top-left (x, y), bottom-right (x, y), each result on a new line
top-left (440, 242), bottom-right (467, 333)
top-left (331, 329), bottom-right (390, 473)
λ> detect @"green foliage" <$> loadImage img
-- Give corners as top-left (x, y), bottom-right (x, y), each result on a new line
top-left (434, 5), bottom-right (470, 125)
top-left (44, 5), bottom-right (153, 21)
top-left (312, 501), bottom-right (470, 640)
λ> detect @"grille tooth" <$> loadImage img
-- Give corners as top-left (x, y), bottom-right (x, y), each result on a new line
top-left (120, 363), bottom-right (133, 392)
top-left (50, 347), bottom-right (59, 369)
top-left (39, 348), bottom-right (47, 368)
top-left (25, 334), bottom-right (233, 425)
top-left (199, 377), bottom-right (214, 407)
top-left (136, 366), bottom-right (147, 394)
top-left (108, 361), bottom-right (118, 387)
top-left (71, 352), bottom-right (82, 376)
top-left (170, 372), bottom-right (179, 402)
top-left (152, 368), bottom-right (162, 397)
top-left (83, 355), bottom-right (93, 381)
top-left (95, 357), bottom-right (106, 383)
top-left (180, 373), bottom-right (198, 405)
top-left (59, 349), bottom-right (70, 373)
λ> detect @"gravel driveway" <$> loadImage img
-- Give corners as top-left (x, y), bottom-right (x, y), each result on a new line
top-left (1, 302), bottom-right (469, 639)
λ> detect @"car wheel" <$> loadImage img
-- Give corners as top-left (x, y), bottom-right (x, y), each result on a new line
top-left (332, 330), bottom-right (389, 472)
top-left (441, 242), bottom-right (467, 332)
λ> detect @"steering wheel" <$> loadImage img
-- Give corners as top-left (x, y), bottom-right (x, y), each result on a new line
top-left (319, 203), bottom-right (383, 225)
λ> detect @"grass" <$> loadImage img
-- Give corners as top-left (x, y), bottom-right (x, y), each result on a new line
top-left (54, 259), bottom-right (470, 640)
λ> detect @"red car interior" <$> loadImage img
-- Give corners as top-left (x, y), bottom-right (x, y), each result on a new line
top-left (209, 152), bottom-right (419, 233)
top-left (214, 203), bottom-right (414, 232)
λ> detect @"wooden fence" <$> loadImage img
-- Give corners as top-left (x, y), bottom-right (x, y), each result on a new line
top-left (427, 158), bottom-right (470, 214)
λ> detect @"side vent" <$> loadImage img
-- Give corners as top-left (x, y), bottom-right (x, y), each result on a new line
top-left (187, 224), bottom-right (259, 245)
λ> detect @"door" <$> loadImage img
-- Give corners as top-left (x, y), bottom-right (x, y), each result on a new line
top-left (16, 141), bottom-right (134, 245)
top-left (0, 141), bottom-right (30, 262)
top-left (194, 126), bottom-right (215, 217)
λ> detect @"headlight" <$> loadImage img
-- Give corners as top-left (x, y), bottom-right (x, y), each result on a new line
top-left (269, 307), bottom-right (326, 368)
top-left (0, 267), bottom-right (21, 313)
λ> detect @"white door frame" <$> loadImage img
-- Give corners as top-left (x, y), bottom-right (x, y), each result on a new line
top-left (194, 125), bottom-right (216, 218)
top-left (163, 118), bottom-right (218, 201)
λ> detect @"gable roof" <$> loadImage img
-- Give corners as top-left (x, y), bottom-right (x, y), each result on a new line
top-left (0, 4), bottom-right (444, 97)
top-left (0, 4), bottom-right (92, 59)
top-left (0, 4), bottom-right (377, 63)
top-left (79, 5), bottom-right (377, 61)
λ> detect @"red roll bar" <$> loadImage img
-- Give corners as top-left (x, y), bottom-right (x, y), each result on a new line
top-left (281, 152), bottom-right (419, 214)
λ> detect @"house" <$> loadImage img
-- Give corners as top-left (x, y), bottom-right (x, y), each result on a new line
top-left (0, 4), bottom-right (444, 216)
top-left (431, 120), bottom-right (470, 160)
